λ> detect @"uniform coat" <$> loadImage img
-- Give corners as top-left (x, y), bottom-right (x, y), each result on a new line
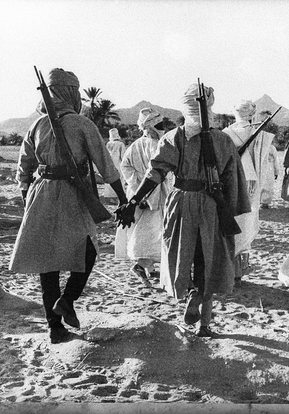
top-left (145, 127), bottom-right (251, 299)
top-left (9, 110), bottom-right (119, 274)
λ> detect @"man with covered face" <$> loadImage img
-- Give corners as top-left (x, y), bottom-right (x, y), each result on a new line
top-left (115, 108), bottom-right (171, 286)
top-left (116, 84), bottom-right (250, 337)
top-left (9, 68), bottom-right (127, 343)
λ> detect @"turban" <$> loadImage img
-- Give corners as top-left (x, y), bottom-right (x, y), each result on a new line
top-left (233, 100), bottom-right (256, 122)
top-left (180, 83), bottom-right (215, 139)
top-left (109, 128), bottom-right (121, 142)
top-left (37, 68), bottom-right (81, 114)
top-left (137, 108), bottom-right (163, 131)
top-left (47, 68), bottom-right (80, 88)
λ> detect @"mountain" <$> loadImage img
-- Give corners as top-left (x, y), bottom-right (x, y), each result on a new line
top-left (0, 112), bottom-right (40, 137)
top-left (253, 94), bottom-right (289, 126)
top-left (1, 95), bottom-right (289, 137)
top-left (114, 100), bottom-right (183, 125)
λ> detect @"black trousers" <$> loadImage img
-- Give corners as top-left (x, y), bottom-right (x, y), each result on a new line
top-left (40, 236), bottom-right (97, 328)
top-left (190, 229), bottom-right (205, 296)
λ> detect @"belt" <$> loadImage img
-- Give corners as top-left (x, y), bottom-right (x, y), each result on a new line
top-left (174, 178), bottom-right (207, 192)
top-left (38, 163), bottom-right (88, 180)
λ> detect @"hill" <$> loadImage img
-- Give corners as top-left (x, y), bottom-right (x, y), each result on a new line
top-left (254, 94), bottom-right (289, 126)
top-left (0, 112), bottom-right (40, 137)
top-left (114, 100), bottom-right (183, 125)
top-left (1, 95), bottom-right (289, 137)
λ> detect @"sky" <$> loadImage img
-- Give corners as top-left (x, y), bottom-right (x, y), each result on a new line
top-left (0, 0), bottom-right (289, 121)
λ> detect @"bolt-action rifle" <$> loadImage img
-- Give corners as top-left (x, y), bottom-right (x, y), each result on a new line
top-left (238, 106), bottom-right (282, 156)
top-left (197, 78), bottom-right (241, 236)
top-left (34, 66), bottom-right (111, 224)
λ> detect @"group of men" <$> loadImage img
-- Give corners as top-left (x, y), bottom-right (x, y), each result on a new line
top-left (9, 67), bottom-right (278, 343)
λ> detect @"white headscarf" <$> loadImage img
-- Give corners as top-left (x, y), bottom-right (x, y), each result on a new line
top-left (109, 128), bottom-right (121, 142)
top-left (137, 108), bottom-right (162, 131)
top-left (180, 83), bottom-right (215, 139)
top-left (233, 100), bottom-right (256, 122)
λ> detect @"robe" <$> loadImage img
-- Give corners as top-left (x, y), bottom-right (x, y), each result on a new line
top-left (115, 135), bottom-right (170, 262)
top-left (9, 111), bottom-right (119, 274)
top-left (223, 122), bottom-right (273, 255)
top-left (103, 139), bottom-right (126, 198)
top-left (260, 144), bottom-right (280, 205)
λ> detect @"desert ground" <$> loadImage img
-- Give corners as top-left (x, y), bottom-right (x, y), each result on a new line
top-left (1, 145), bottom-right (289, 413)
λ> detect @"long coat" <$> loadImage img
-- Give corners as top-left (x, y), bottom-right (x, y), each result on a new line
top-left (144, 127), bottom-right (251, 299)
top-left (9, 110), bottom-right (119, 274)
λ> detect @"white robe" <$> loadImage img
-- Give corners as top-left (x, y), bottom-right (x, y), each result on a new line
top-left (223, 122), bottom-right (274, 255)
top-left (260, 144), bottom-right (280, 205)
top-left (115, 135), bottom-right (170, 261)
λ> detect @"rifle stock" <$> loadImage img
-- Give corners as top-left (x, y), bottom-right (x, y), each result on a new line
top-left (197, 78), bottom-right (241, 236)
top-left (34, 66), bottom-right (111, 224)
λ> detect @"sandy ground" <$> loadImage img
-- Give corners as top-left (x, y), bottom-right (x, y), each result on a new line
top-left (1, 146), bottom-right (289, 411)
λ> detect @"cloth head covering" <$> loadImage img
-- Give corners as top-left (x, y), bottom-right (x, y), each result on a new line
top-left (137, 108), bottom-right (163, 131)
top-left (47, 68), bottom-right (80, 88)
top-left (233, 100), bottom-right (256, 122)
top-left (37, 68), bottom-right (81, 115)
top-left (180, 83), bottom-right (215, 139)
top-left (109, 128), bottom-right (121, 142)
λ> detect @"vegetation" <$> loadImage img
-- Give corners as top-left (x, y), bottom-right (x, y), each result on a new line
top-left (0, 132), bottom-right (23, 146)
top-left (82, 87), bottom-right (120, 139)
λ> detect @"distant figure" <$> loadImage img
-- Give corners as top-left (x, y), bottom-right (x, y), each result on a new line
top-left (103, 128), bottom-right (126, 203)
top-left (115, 108), bottom-right (171, 286)
top-left (223, 100), bottom-right (274, 286)
top-left (260, 144), bottom-right (279, 208)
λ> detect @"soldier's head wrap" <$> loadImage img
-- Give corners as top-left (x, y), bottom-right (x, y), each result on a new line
top-left (180, 83), bottom-right (215, 139)
top-left (109, 128), bottom-right (121, 142)
top-left (137, 108), bottom-right (163, 131)
top-left (233, 100), bottom-right (256, 122)
top-left (37, 68), bottom-right (82, 115)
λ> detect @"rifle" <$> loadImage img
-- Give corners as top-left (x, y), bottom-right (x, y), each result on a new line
top-left (238, 106), bottom-right (282, 156)
top-left (34, 66), bottom-right (111, 224)
top-left (197, 78), bottom-right (241, 236)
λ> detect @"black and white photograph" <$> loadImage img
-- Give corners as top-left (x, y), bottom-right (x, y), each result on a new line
top-left (1, 1), bottom-right (289, 413)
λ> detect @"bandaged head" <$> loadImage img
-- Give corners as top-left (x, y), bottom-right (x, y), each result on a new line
top-left (233, 100), bottom-right (256, 122)
top-left (180, 83), bottom-right (215, 139)
top-left (37, 68), bottom-right (81, 114)
top-left (109, 128), bottom-right (121, 142)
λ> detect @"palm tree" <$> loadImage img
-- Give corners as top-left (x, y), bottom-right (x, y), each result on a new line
top-left (96, 99), bottom-right (121, 128)
top-left (82, 87), bottom-right (102, 121)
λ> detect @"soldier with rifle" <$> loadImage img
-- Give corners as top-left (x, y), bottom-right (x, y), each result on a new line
top-left (223, 101), bottom-right (279, 286)
top-left (9, 68), bottom-right (127, 344)
top-left (116, 81), bottom-right (250, 338)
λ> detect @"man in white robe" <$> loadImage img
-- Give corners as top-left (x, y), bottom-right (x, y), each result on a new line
top-left (115, 108), bottom-right (171, 286)
top-left (223, 100), bottom-right (274, 284)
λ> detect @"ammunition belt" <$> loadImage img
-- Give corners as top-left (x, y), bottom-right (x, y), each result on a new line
top-left (38, 163), bottom-right (88, 180)
top-left (174, 178), bottom-right (207, 192)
